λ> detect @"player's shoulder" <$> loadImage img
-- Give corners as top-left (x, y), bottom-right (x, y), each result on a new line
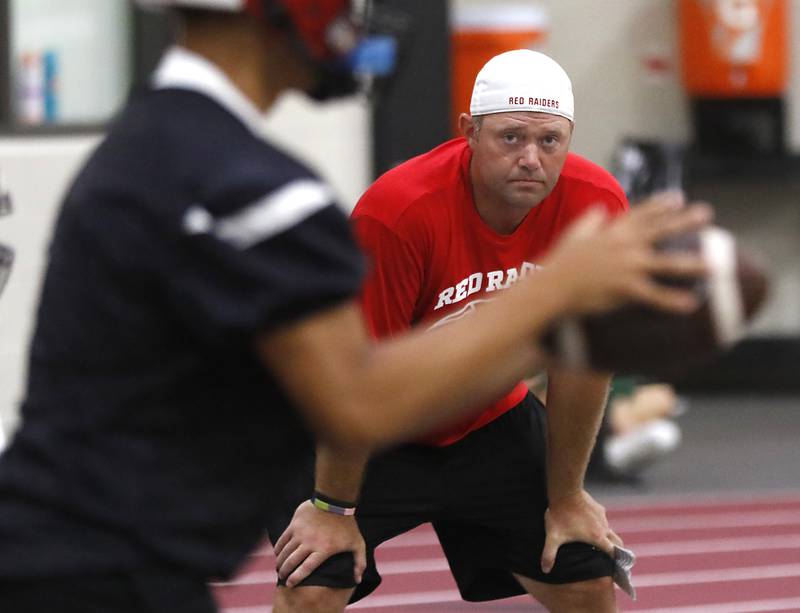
top-left (158, 88), bottom-right (314, 178)
top-left (557, 152), bottom-right (628, 212)
top-left (117, 88), bottom-right (329, 213)
top-left (71, 88), bottom-right (346, 260)
top-left (353, 138), bottom-right (468, 228)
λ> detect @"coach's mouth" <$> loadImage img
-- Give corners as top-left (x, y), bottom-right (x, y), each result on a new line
top-left (510, 178), bottom-right (545, 185)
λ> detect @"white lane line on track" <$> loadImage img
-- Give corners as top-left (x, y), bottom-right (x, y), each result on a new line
top-left (630, 597), bottom-right (800, 612)
top-left (605, 491), bottom-right (800, 513)
top-left (634, 562), bottom-right (800, 587)
top-left (369, 558), bottom-right (450, 574)
top-left (614, 510), bottom-right (800, 533)
top-left (632, 533), bottom-right (800, 556)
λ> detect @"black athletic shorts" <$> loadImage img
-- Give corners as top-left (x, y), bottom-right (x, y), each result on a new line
top-left (270, 392), bottom-right (615, 603)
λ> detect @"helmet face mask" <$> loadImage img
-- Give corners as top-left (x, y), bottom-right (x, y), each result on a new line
top-left (253, 0), bottom-right (403, 101)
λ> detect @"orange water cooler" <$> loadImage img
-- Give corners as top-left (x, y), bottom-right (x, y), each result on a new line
top-left (450, 4), bottom-right (549, 136)
top-left (678, 0), bottom-right (791, 155)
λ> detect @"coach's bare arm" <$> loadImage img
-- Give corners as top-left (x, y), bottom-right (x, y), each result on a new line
top-left (539, 368), bottom-right (618, 573)
top-left (273, 444), bottom-right (370, 588)
top-left (257, 195), bottom-right (711, 449)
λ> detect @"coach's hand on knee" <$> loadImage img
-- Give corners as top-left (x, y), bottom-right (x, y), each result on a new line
top-left (541, 489), bottom-right (620, 574)
top-left (274, 500), bottom-right (367, 587)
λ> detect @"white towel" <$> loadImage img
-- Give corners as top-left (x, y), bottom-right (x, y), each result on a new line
top-left (613, 545), bottom-right (637, 600)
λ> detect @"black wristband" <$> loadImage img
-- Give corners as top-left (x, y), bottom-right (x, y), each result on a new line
top-left (312, 490), bottom-right (358, 509)
top-left (311, 492), bottom-right (357, 515)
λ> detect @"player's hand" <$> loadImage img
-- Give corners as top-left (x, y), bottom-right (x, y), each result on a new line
top-left (274, 500), bottom-right (367, 587)
top-left (545, 191), bottom-right (713, 316)
top-left (540, 489), bottom-right (622, 574)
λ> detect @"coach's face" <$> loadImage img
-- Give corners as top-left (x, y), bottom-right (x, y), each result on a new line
top-left (463, 111), bottom-right (572, 214)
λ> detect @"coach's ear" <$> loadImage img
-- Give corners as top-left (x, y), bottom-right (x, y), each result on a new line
top-left (459, 113), bottom-right (478, 145)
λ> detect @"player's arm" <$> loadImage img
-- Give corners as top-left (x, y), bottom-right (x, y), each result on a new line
top-left (258, 194), bottom-right (712, 449)
top-left (540, 367), bottom-right (620, 573)
top-left (259, 273), bottom-right (543, 448)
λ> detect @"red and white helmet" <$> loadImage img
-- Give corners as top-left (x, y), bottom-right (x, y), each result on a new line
top-left (136, 0), bottom-right (400, 99)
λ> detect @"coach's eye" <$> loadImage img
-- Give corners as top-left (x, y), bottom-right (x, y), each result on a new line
top-left (503, 133), bottom-right (519, 145)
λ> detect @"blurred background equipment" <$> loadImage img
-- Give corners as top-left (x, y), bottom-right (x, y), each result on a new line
top-left (679, 0), bottom-right (789, 157)
top-left (370, 0), bottom-right (450, 175)
top-left (610, 140), bottom-right (686, 204)
top-left (597, 379), bottom-right (686, 480)
top-left (5, 0), bottom-right (133, 129)
top-left (529, 373), bottom-right (687, 484)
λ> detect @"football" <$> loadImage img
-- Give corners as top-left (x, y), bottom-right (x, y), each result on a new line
top-left (542, 226), bottom-right (769, 378)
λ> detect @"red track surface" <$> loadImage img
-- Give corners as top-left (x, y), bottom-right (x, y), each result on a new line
top-left (213, 492), bottom-right (800, 612)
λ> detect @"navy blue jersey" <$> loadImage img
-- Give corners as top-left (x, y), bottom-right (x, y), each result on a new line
top-left (0, 55), bottom-right (363, 579)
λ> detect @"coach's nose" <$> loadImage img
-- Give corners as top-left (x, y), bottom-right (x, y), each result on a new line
top-left (518, 142), bottom-right (541, 172)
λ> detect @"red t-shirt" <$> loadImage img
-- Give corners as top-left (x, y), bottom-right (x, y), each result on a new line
top-left (352, 138), bottom-right (628, 446)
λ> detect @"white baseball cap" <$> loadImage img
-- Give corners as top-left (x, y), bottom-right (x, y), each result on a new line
top-left (470, 49), bottom-right (574, 122)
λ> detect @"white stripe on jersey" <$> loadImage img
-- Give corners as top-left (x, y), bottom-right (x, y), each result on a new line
top-left (183, 179), bottom-right (335, 250)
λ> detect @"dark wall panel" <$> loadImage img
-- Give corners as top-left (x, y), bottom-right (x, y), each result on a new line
top-left (371, 0), bottom-right (451, 177)
top-left (132, 8), bottom-right (178, 87)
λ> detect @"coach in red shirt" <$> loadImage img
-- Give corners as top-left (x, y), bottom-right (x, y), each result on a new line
top-left (274, 50), bottom-right (633, 612)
